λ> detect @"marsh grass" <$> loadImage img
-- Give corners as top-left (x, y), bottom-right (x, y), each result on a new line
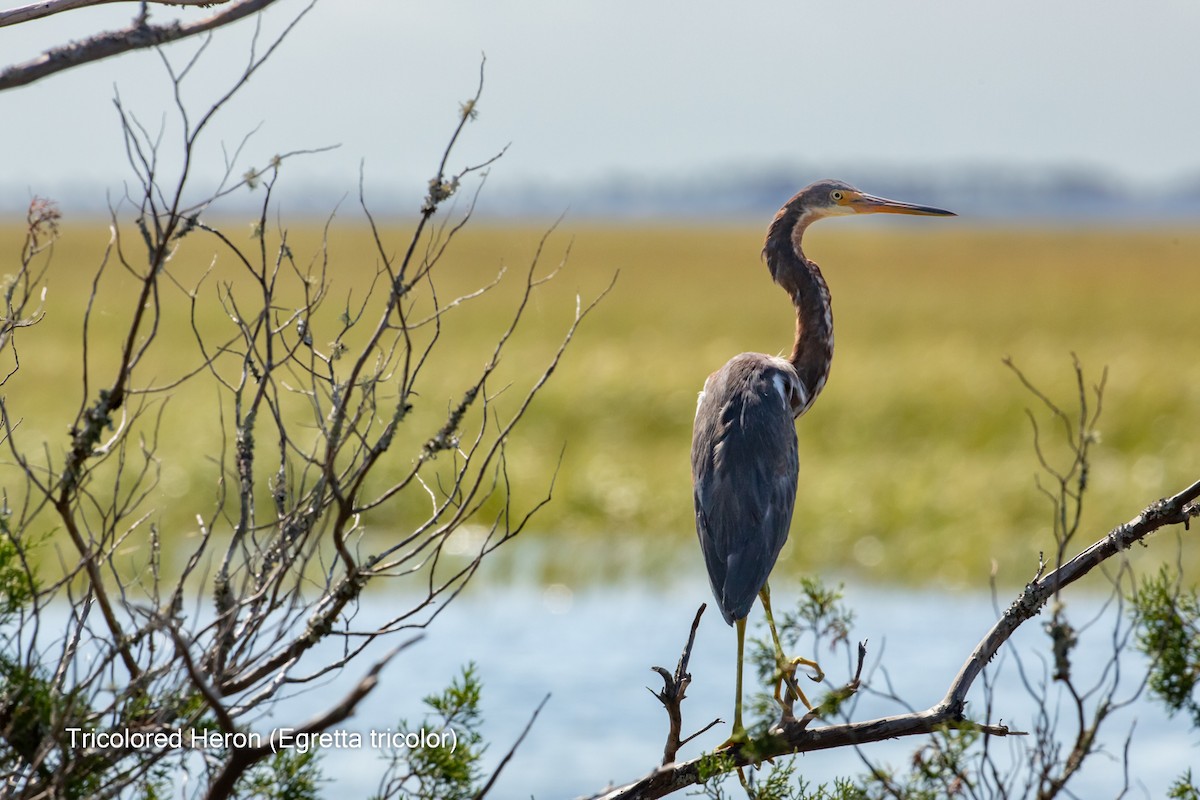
top-left (3, 219), bottom-right (1197, 588)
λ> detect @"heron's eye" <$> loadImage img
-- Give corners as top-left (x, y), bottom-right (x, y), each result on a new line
top-left (831, 190), bottom-right (844, 202)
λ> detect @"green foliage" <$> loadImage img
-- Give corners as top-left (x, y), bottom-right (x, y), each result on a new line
top-left (0, 657), bottom-right (56, 774)
top-left (134, 764), bottom-right (174, 800)
top-left (1131, 566), bottom-right (1200, 727)
top-left (410, 664), bottom-right (485, 796)
top-left (0, 657), bottom-right (103, 800)
top-left (854, 726), bottom-right (979, 799)
top-left (813, 681), bottom-right (858, 720)
top-left (240, 749), bottom-right (325, 800)
top-left (373, 663), bottom-right (487, 800)
top-left (779, 578), bottom-right (856, 651)
top-left (1169, 769), bottom-right (1200, 800)
top-left (695, 750), bottom-right (737, 782)
top-left (0, 520), bottom-right (37, 620)
top-left (745, 761), bottom-right (812, 800)
top-left (695, 754), bottom-right (866, 800)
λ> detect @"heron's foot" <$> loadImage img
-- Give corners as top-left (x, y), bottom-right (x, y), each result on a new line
top-left (715, 725), bottom-right (749, 752)
top-left (773, 655), bottom-right (824, 717)
top-left (787, 654), bottom-right (825, 683)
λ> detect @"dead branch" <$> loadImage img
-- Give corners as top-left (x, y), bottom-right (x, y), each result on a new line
top-left (943, 476), bottom-right (1200, 718)
top-left (651, 603), bottom-right (719, 766)
top-left (0, 0), bottom-right (288, 91)
top-left (0, 1), bottom-right (242, 28)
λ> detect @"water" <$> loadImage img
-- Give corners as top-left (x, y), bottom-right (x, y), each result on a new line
top-left (256, 579), bottom-right (1197, 798)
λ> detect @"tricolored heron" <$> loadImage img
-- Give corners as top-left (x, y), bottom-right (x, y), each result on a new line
top-left (690, 179), bottom-right (954, 741)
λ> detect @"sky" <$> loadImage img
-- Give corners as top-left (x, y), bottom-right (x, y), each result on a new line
top-left (3, 1), bottom-right (1200, 215)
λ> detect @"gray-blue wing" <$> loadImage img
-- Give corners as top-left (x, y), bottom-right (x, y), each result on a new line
top-left (691, 355), bottom-right (800, 626)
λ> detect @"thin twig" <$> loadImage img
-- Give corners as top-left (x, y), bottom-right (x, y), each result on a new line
top-left (473, 693), bottom-right (550, 800)
top-left (0, 0), bottom-right (288, 90)
top-left (651, 603), bottom-right (717, 765)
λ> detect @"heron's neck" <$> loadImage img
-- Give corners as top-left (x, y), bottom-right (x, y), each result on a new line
top-left (763, 211), bottom-right (833, 414)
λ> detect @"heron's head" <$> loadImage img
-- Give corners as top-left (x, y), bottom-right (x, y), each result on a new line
top-left (796, 179), bottom-right (955, 221)
top-left (764, 179), bottom-right (955, 282)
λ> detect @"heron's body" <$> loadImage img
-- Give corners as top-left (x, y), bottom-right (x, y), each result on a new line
top-left (691, 179), bottom-right (953, 739)
top-left (692, 354), bottom-right (803, 625)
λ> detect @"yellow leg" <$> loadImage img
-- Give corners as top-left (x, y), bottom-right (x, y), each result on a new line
top-left (733, 616), bottom-right (746, 735)
top-left (760, 582), bottom-right (824, 715)
top-left (717, 617), bottom-right (749, 749)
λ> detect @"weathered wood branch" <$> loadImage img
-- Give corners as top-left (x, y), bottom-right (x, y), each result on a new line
top-left (591, 479), bottom-right (1200, 800)
top-left (0, 0), bottom-right (285, 91)
top-left (941, 475), bottom-right (1200, 717)
top-left (0, 0), bottom-right (236, 29)
top-left (651, 603), bottom-right (719, 766)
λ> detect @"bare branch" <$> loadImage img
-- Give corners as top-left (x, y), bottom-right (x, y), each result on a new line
top-left (651, 604), bottom-right (717, 766)
top-left (0, 1), bottom-right (241, 28)
top-left (0, 0), bottom-right (288, 91)
top-left (944, 477), bottom-right (1200, 718)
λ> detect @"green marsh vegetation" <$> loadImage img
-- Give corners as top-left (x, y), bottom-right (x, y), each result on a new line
top-left (4, 219), bottom-right (1197, 588)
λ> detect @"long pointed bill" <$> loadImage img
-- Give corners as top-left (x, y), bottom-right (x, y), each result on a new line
top-left (850, 193), bottom-right (955, 217)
